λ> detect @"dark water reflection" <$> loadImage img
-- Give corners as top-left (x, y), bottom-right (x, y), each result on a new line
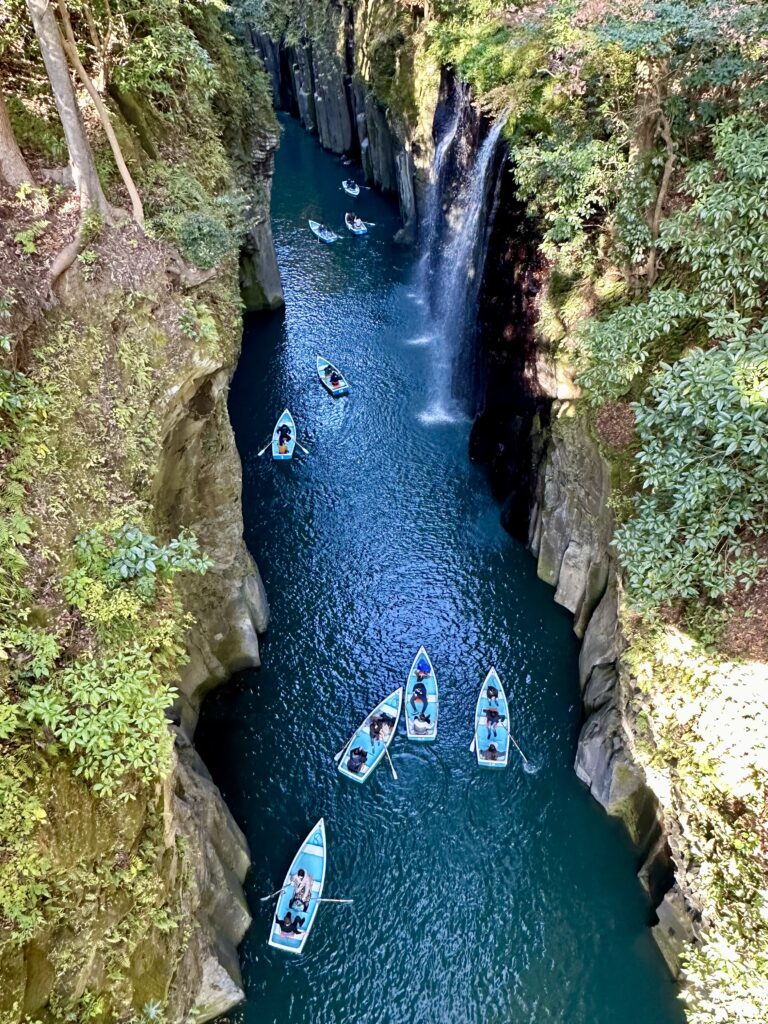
top-left (195, 116), bottom-right (683, 1024)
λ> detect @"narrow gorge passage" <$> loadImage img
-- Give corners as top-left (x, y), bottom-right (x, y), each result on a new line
top-left (195, 116), bottom-right (683, 1024)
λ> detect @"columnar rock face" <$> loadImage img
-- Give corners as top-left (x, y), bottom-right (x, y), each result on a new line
top-left (312, 45), bottom-right (354, 153)
top-left (529, 416), bottom-right (612, 638)
top-left (288, 43), bottom-right (317, 132)
top-left (251, 23), bottom-right (427, 244)
top-left (240, 124), bottom-right (284, 311)
top-left (526, 411), bottom-right (693, 975)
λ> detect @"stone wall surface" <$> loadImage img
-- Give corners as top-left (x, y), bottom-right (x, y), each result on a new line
top-left (250, 2), bottom-right (437, 245)
top-left (527, 411), bottom-right (694, 976)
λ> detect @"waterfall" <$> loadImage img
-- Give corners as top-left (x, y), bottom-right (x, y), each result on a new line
top-left (416, 96), bottom-right (463, 301)
top-left (419, 108), bottom-right (508, 424)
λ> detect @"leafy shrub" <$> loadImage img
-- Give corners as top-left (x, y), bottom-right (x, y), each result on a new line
top-left (660, 117), bottom-right (768, 324)
top-left (614, 325), bottom-right (768, 606)
top-left (14, 219), bottom-right (50, 256)
top-left (177, 211), bottom-right (233, 268)
top-left (577, 288), bottom-right (693, 403)
top-left (77, 249), bottom-right (99, 280)
top-left (13, 522), bottom-right (212, 797)
top-left (22, 645), bottom-right (177, 797)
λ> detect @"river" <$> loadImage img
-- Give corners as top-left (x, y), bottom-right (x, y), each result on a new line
top-left (195, 115), bottom-right (683, 1024)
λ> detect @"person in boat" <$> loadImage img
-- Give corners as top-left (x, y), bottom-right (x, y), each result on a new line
top-left (485, 706), bottom-right (505, 740)
top-left (410, 680), bottom-right (429, 717)
top-left (369, 712), bottom-right (395, 746)
top-left (276, 910), bottom-right (305, 935)
top-left (288, 868), bottom-right (313, 912)
top-left (483, 743), bottom-right (499, 762)
top-left (413, 712), bottom-right (432, 736)
top-left (347, 746), bottom-right (368, 774)
top-left (276, 422), bottom-right (292, 456)
top-left (329, 370), bottom-right (342, 388)
top-left (486, 684), bottom-right (499, 706)
top-left (415, 656), bottom-right (431, 682)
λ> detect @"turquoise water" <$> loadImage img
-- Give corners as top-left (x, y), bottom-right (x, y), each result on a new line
top-left (195, 115), bottom-right (683, 1024)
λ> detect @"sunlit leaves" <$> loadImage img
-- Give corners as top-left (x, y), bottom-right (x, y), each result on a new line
top-left (614, 326), bottom-right (768, 606)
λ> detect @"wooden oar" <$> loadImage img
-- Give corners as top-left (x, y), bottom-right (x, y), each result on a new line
top-left (259, 886), bottom-right (286, 902)
top-left (257, 437), bottom-right (272, 457)
top-left (384, 746), bottom-right (398, 781)
top-left (295, 440), bottom-right (310, 455)
top-left (318, 898), bottom-right (354, 904)
top-left (333, 740), bottom-right (349, 763)
top-left (509, 734), bottom-right (533, 769)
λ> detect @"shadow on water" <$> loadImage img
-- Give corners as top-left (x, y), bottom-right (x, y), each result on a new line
top-left (195, 115), bottom-right (684, 1024)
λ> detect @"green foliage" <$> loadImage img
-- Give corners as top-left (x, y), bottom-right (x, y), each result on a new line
top-left (660, 118), bottom-right (768, 323)
top-left (578, 288), bottom-right (693, 402)
top-left (626, 626), bottom-right (768, 1024)
top-left (177, 211), bottom-right (234, 269)
top-left (615, 325), bottom-right (768, 606)
top-left (22, 645), bottom-right (178, 797)
top-left (77, 249), bottom-right (99, 280)
top-left (69, 523), bottom-right (211, 603)
top-left (0, 753), bottom-right (51, 940)
top-left (515, 135), bottom-right (628, 270)
top-left (14, 219), bottom-right (50, 256)
top-left (6, 95), bottom-right (67, 165)
top-left (80, 209), bottom-right (105, 246)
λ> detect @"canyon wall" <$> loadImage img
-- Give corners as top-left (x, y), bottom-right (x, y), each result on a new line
top-left (468, 159), bottom-right (697, 973)
top-left (0, 94), bottom-right (280, 1024)
top-left (250, 0), bottom-right (438, 244)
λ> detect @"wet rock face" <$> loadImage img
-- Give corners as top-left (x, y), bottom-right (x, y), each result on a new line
top-left (527, 417), bottom-right (690, 974)
top-left (468, 167), bottom-right (550, 534)
top-left (240, 125), bottom-right (284, 312)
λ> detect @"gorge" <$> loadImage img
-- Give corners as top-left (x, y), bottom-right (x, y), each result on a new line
top-left (0, 0), bottom-right (766, 1022)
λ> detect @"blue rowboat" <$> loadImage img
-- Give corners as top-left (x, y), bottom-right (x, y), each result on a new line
top-left (344, 212), bottom-right (367, 235)
top-left (316, 356), bottom-right (350, 397)
top-left (405, 646), bottom-right (438, 742)
top-left (337, 688), bottom-right (403, 783)
top-left (271, 409), bottom-right (296, 460)
top-left (474, 668), bottom-right (509, 768)
top-left (342, 179), bottom-right (360, 196)
top-left (268, 819), bottom-right (326, 954)
top-left (309, 219), bottom-right (339, 243)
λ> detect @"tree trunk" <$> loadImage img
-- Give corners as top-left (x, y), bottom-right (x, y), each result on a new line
top-left (0, 80), bottom-right (33, 189)
top-left (57, 0), bottom-right (144, 227)
top-left (644, 112), bottom-right (675, 287)
top-left (26, 0), bottom-right (109, 217)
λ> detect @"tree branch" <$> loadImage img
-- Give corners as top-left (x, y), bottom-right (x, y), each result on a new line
top-left (56, 0), bottom-right (144, 228)
top-left (644, 111), bottom-right (675, 287)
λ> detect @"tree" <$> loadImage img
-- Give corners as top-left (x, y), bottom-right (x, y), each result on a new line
top-left (0, 79), bottom-right (33, 189)
top-left (25, 0), bottom-right (109, 217)
top-left (56, 0), bottom-right (144, 227)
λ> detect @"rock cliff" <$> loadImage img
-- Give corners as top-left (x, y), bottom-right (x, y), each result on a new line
top-left (528, 414), bottom-right (695, 975)
top-left (251, 0), bottom-right (438, 244)
top-left (0, 113), bottom-right (280, 1024)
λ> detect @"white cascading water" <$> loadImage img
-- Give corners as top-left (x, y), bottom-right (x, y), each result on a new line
top-left (415, 100), bottom-right (463, 302)
top-left (419, 110), bottom-right (509, 424)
